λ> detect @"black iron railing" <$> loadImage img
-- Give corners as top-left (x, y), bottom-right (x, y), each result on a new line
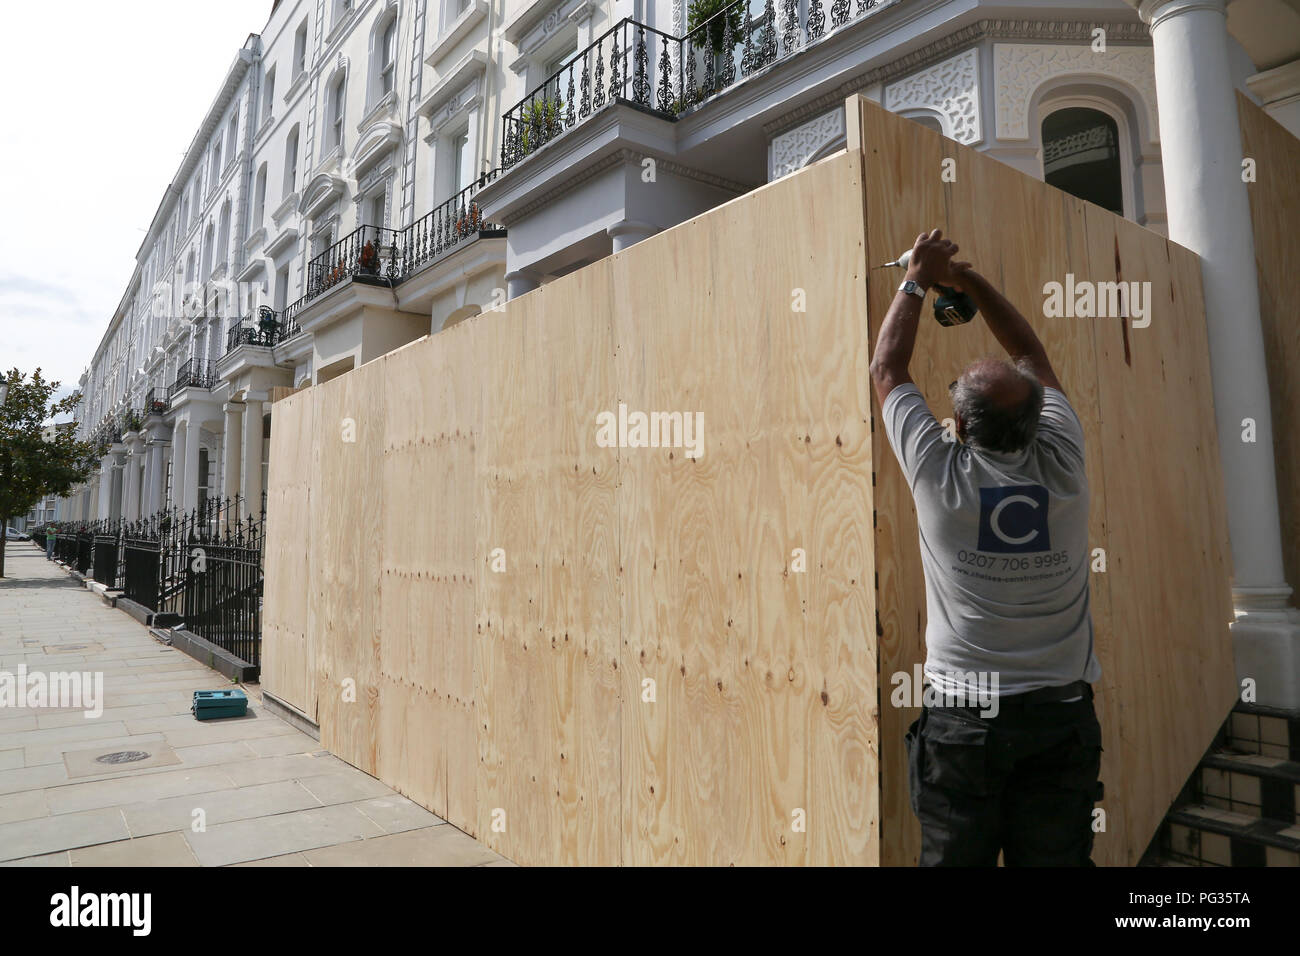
top-left (117, 495), bottom-right (266, 668)
top-left (92, 519), bottom-right (122, 590)
top-left (305, 224), bottom-right (401, 302)
top-left (392, 172), bottom-right (505, 277)
top-left (278, 295), bottom-right (308, 343)
top-left (226, 306), bottom-right (293, 354)
top-left (145, 387), bottom-right (169, 417)
top-left (501, 1), bottom-right (885, 169)
top-left (169, 358), bottom-right (216, 398)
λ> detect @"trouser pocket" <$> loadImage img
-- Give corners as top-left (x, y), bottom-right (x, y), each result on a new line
top-left (919, 707), bottom-right (993, 796)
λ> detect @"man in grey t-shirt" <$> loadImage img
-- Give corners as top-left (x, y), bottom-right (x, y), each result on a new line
top-left (869, 229), bottom-right (1103, 866)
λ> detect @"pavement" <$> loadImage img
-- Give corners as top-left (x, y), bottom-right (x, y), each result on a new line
top-left (0, 544), bottom-right (511, 867)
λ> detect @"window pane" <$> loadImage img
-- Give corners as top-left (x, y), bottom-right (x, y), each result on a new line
top-left (1042, 107), bottom-right (1123, 216)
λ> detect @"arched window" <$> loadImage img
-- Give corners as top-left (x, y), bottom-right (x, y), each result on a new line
top-left (328, 74), bottom-right (347, 152)
top-left (1041, 107), bottom-right (1124, 216)
top-left (376, 16), bottom-right (397, 101)
top-left (284, 125), bottom-right (300, 194)
top-left (202, 222), bottom-right (215, 278)
top-left (216, 202), bottom-right (231, 271)
top-left (253, 163), bottom-right (268, 225)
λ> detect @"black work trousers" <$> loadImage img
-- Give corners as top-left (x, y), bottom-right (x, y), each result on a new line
top-left (904, 686), bottom-right (1104, 866)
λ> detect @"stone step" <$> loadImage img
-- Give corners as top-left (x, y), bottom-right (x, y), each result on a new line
top-left (1223, 703), bottom-right (1300, 761)
top-left (1197, 750), bottom-right (1300, 823)
top-left (1161, 803), bottom-right (1300, 866)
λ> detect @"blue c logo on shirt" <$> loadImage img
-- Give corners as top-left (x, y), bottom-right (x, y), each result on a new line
top-left (977, 485), bottom-right (1051, 553)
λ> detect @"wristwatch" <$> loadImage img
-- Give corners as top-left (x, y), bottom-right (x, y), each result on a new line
top-left (899, 279), bottom-right (927, 299)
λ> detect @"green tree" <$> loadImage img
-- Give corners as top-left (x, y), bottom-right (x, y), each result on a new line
top-left (688, 0), bottom-right (744, 56)
top-left (0, 368), bottom-right (97, 578)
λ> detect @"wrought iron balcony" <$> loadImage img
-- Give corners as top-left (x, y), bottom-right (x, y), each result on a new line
top-left (279, 295), bottom-right (306, 343)
top-left (168, 358), bottom-right (216, 398)
top-left (144, 387), bottom-right (169, 417)
top-left (225, 307), bottom-right (290, 354)
top-left (501, 0), bottom-right (886, 169)
top-left (391, 172), bottom-right (505, 277)
top-left (305, 224), bottom-right (402, 302)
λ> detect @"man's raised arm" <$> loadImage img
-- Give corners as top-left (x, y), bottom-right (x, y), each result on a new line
top-left (950, 264), bottom-right (1063, 393)
top-left (869, 229), bottom-right (960, 405)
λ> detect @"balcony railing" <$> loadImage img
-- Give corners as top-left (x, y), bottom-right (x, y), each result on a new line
top-left (391, 172), bottom-right (506, 277)
top-left (168, 358), bottom-right (216, 398)
top-left (501, 0), bottom-right (886, 169)
top-left (305, 224), bottom-right (402, 302)
top-left (225, 307), bottom-right (294, 355)
top-left (144, 387), bottom-right (169, 417)
top-left (279, 294), bottom-right (307, 342)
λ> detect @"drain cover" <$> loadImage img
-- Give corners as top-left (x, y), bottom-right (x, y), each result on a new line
top-left (95, 750), bottom-right (152, 765)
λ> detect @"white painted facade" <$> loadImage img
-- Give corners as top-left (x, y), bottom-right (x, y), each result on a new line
top-left (63, 0), bottom-right (1300, 704)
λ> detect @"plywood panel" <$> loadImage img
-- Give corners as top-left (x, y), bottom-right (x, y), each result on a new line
top-left (1238, 94), bottom-right (1300, 593)
top-left (613, 150), bottom-right (877, 865)
top-left (476, 260), bottom-right (622, 866)
top-left (852, 95), bottom-right (1234, 866)
top-left (262, 390), bottom-right (316, 716)
top-left (262, 95), bottom-right (1233, 866)
top-left (312, 363), bottom-right (385, 778)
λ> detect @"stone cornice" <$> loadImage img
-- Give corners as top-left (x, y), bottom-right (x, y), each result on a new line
top-left (498, 146), bottom-right (754, 225)
top-left (762, 18), bottom-right (1152, 139)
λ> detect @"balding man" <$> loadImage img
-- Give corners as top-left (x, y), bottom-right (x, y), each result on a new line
top-left (869, 230), bottom-right (1103, 867)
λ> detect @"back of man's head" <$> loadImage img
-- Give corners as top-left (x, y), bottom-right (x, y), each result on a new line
top-left (951, 357), bottom-right (1044, 453)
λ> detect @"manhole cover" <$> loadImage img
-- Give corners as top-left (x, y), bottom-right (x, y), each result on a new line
top-left (95, 750), bottom-right (152, 765)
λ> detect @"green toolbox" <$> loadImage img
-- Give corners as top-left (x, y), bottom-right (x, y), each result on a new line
top-left (192, 689), bottom-right (248, 720)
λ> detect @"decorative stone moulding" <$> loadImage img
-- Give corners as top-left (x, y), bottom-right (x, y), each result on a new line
top-left (883, 48), bottom-right (982, 145)
top-left (769, 109), bottom-right (846, 179)
top-left (993, 43), bottom-right (1159, 142)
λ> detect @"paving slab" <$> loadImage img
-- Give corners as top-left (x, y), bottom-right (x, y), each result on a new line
top-left (300, 825), bottom-right (502, 867)
top-left (0, 545), bottom-right (511, 867)
top-left (69, 831), bottom-right (199, 867)
top-left (0, 807), bottom-right (130, 861)
top-left (120, 779), bottom-right (322, 837)
top-left (184, 803), bottom-right (385, 866)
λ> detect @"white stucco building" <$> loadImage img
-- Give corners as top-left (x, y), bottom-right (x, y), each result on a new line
top-left (65, 0), bottom-right (1300, 720)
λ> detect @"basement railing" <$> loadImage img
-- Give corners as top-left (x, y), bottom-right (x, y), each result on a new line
top-left (501, 0), bottom-right (887, 169)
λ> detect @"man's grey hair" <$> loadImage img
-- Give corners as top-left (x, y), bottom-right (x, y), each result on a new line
top-left (951, 357), bottom-right (1045, 453)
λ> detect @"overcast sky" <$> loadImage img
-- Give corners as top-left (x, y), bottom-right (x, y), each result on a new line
top-left (0, 0), bottom-right (271, 405)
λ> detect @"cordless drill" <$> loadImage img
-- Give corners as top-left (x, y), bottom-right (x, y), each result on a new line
top-left (883, 249), bottom-right (978, 327)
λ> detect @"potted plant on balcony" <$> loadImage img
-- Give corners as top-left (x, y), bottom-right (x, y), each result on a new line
top-left (123, 411), bottom-right (142, 434)
top-left (358, 239), bottom-right (379, 275)
top-left (518, 97), bottom-right (565, 156)
top-left (257, 305), bottom-right (281, 343)
top-left (455, 202), bottom-right (484, 238)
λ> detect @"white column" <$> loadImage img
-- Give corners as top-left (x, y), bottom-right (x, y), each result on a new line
top-left (241, 396), bottom-right (266, 517)
top-left (146, 441), bottom-right (167, 515)
top-left (223, 402), bottom-right (245, 508)
top-left (171, 426), bottom-right (187, 512)
top-left (607, 219), bottom-right (659, 253)
top-left (96, 457), bottom-right (113, 520)
top-left (505, 269), bottom-right (542, 299)
top-left (123, 441), bottom-right (142, 521)
top-left (1138, 0), bottom-right (1300, 706)
top-left (181, 422), bottom-right (201, 513)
